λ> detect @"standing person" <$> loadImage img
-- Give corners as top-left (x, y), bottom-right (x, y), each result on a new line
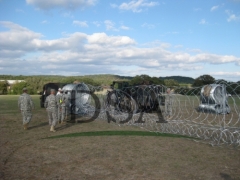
top-left (56, 89), bottom-right (63, 123)
top-left (56, 88), bottom-right (61, 95)
top-left (18, 87), bottom-right (34, 130)
top-left (165, 88), bottom-right (173, 120)
top-left (60, 90), bottom-right (68, 123)
top-left (44, 89), bottom-right (58, 132)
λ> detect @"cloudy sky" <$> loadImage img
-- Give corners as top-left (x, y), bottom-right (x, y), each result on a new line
top-left (0, 0), bottom-right (240, 81)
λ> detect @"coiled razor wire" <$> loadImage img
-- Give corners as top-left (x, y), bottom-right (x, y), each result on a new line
top-left (62, 81), bottom-right (240, 147)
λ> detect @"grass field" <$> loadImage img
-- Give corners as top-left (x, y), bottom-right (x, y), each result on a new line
top-left (0, 95), bottom-right (240, 180)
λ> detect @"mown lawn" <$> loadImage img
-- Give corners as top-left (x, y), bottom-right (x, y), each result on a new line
top-left (0, 95), bottom-right (240, 180)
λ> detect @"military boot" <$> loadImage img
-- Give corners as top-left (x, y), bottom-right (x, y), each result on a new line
top-left (23, 123), bottom-right (28, 130)
top-left (50, 125), bottom-right (56, 132)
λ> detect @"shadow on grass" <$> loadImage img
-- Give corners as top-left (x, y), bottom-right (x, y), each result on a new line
top-left (54, 119), bottom-right (90, 131)
top-left (54, 117), bottom-right (98, 131)
top-left (44, 130), bottom-right (198, 139)
top-left (220, 173), bottom-right (233, 180)
top-left (28, 122), bottom-right (49, 130)
top-left (55, 122), bottom-right (76, 131)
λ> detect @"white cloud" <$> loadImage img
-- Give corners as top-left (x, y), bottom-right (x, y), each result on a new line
top-left (93, 21), bottom-right (101, 27)
top-left (104, 20), bottom-right (118, 31)
top-left (26, 0), bottom-right (97, 10)
top-left (73, 20), bottom-right (89, 27)
top-left (193, 8), bottom-right (201, 11)
top-left (114, 0), bottom-right (159, 13)
top-left (0, 21), bottom-right (88, 53)
top-left (62, 12), bottom-right (74, 18)
top-left (211, 71), bottom-right (240, 76)
top-left (174, 45), bottom-right (183, 49)
top-left (141, 23), bottom-right (155, 29)
top-left (199, 19), bottom-right (207, 24)
top-left (120, 25), bottom-right (130, 30)
top-left (1, 21), bottom-right (240, 80)
top-left (211, 71), bottom-right (240, 81)
top-left (0, 21), bottom-right (42, 53)
top-left (226, 10), bottom-right (240, 22)
top-left (87, 33), bottom-right (135, 46)
top-left (210, 5), bottom-right (219, 11)
top-left (190, 53), bottom-right (240, 64)
top-left (110, 3), bottom-right (118, 8)
top-left (41, 20), bottom-right (48, 24)
top-left (186, 48), bottom-right (202, 53)
top-left (165, 63), bottom-right (203, 71)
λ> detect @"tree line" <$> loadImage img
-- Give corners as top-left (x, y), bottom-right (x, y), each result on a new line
top-left (175, 75), bottom-right (240, 95)
top-left (0, 74), bottom-right (239, 95)
top-left (0, 75), bottom-right (129, 95)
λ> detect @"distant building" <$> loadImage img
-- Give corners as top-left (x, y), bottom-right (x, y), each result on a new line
top-left (0, 80), bottom-right (25, 90)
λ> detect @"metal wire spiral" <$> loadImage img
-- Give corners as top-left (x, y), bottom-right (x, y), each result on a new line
top-left (63, 81), bottom-right (240, 147)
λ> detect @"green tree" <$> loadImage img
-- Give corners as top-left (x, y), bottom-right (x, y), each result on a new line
top-left (12, 82), bottom-right (34, 95)
top-left (192, 74), bottom-right (215, 87)
top-left (130, 74), bottom-right (150, 85)
top-left (151, 77), bottom-right (165, 85)
top-left (61, 77), bottom-right (76, 84)
top-left (130, 75), bottom-right (164, 86)
top-left (164, 79), bottom-right (179, 87)
top-left (0, 81), bottom-right (8, 94)
top-left (81, 78), bottom-right (101, 86)
top-left (25, 77), bottom-right (46, 94)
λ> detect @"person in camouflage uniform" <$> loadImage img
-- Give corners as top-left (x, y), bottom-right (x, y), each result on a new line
top-left (44, 89), bottom-right (58, 132)
top-left (165, 88), bottom-right (173, 119)
top-left (18, 87), bottom-right (34, 130)
top-left (63, 91), bottom-right (70, 120)
top-left (56, 89), bottom-right (63, 123)
top-left (56, 89), bottom-right (68, 124)
top-left (62, 91), bottom-right (69, 122)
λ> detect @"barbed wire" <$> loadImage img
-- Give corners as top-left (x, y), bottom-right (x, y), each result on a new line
top-left (63, 82), bottom-right (240, 148)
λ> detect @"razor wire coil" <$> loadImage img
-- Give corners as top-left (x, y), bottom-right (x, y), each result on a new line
top-left (62, 81), bottom-right (240, 147)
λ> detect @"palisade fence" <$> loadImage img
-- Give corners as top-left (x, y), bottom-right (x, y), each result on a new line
top-left (63, 80), bottom-right (240, 148)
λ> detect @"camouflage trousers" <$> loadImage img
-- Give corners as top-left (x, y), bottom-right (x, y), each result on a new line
top-left (165, 104), bottom-right (172, 117)
top-left (47, 108), bottom-right (58, 126)
top-left (61, 106), bottom-right (67, 121)
top-left (58, 106), bottom-right (67, 122)
top-left (57, 106), bottom-right (61, 121)
top-left (21, 110), bottom-right (32, 125)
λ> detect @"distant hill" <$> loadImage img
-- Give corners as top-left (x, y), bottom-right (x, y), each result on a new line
top-left (159, 76), bottom-right (194, 84)
top-left (84, 74), bottom-right (133, 80)
top-left (0, 74), bottom-right (194, 86)
top-left (0, 74), bottom-right (133, 87)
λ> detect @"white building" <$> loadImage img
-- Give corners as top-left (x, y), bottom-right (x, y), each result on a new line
top-left (0, 80), bottom-right (25, 89)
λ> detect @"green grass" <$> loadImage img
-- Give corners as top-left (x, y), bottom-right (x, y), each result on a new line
top-left (179, 83), bottom-right (192, 87)
top-left (0, 95), bottom-right (21, 114)
top-left (0, 95), bottom-right (41, 114)
top-left (46, 130), bottom-right (197, 139)
top-left (174, 94), bottom-right (240, 106)
top-left (228, 96), bottom-right (240, 106)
